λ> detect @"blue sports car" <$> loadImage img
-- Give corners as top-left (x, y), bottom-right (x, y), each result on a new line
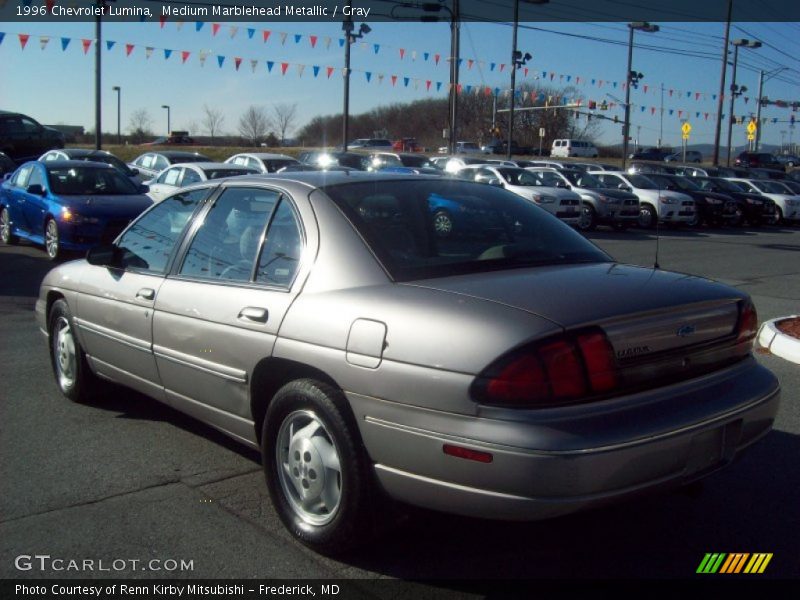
top-left (1, 160), bottom-right (153, 260)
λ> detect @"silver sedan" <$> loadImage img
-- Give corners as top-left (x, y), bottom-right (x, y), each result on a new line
top-left (35, 172), bottom-right (780, 554)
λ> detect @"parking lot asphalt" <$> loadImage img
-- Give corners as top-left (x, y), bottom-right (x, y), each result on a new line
top-left (1, 225), bottom-right (798, 588)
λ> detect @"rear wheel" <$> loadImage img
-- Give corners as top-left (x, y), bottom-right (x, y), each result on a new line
top-left (638, 204), bottom-right (657, 229)
top-left (262, 379), bottom-right (374, 554)
top-left (774, 206), bottom-right (784, 226)
top-left (687, 210), bottom-right (702, 228)
top-left (1, 207), bottom-right (18, 245)
top-left (432, 210), bottom-right (454, 237)
top-left (727, 206), bottom-right (744, 227)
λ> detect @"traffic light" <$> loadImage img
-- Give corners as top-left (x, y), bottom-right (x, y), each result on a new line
top-left (600, 101), bottom-right (608, 110)
top-left (588, 100), bottom-right (597, 110)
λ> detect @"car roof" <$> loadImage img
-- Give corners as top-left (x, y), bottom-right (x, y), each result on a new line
top-left (39, 160), bottom-right (115, 169)
top-left (204, 170), bottom-right (442, 190)
top-left (43, 148), bottom-right (114, 158)
top-left (176, 162), bottom-right (255, 170)
top-left (142, 151), bottom-right (208, 159)
top-left (230, 153), bottom-right (297, 160)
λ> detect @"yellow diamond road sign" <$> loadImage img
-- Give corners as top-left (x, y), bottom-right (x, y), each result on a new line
top-left (681, 122), bottom-right (692, 135)
top-left (747, 120), bottom-right (757, 134)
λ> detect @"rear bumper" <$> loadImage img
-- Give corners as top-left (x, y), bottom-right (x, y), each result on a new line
top-left (351, 358), bottom-right (779, 520)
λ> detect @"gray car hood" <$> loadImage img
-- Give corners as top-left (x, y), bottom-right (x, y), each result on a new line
top-left (403, 262), bottom-right (745, 330)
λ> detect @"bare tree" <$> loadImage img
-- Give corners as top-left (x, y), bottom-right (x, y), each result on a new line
top-left (238, 106), bottom-right (270, 147)
top-left (272, 102), bottom-right (298, 147)
top-left (202, 104), bottom-right (225, 145)
top-left (128, 108), bottom-right (153, 144)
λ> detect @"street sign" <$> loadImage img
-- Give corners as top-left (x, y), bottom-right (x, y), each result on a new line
top-left (681, 122), bottom-right (692, 135)
top-left (747, 133), bottom-right (755, 141)
top-left (682, 134), bottom-right (690, 140)
top-left (747, 120), bottom-right (757, 134)
top-left (539, 128), bottom-right (545, 137)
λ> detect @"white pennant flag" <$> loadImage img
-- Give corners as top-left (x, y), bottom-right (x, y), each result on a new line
top-left (229, 26), bottom-right (238, 39)
top-left (145, 47), bottom-right (154, 59)
top-left (297, 64), bottom-right (305, 77)
top-left (279, 32), bottom-right (288, 45)
top-left (250, 59), bottom-right (258, 73)
top-left (40, 36), bottom-right (50, 50)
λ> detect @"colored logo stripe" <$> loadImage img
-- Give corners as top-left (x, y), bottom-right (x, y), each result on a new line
top-left (697, 553), bottom-right (772, 574)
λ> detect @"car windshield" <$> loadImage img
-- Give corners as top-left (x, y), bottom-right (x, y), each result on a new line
top-left (497, 168), bottom-right (541, 186)
top-left (169, 154), bottom-right (209, 164)
top-left (754, 180), bottom-right (789, 194)
top-left (322, 179), bottom-right (610, 282)
top-left (706, 178), bottom-right (744, 192)
top-left (201, 168), bottom-right (257, 180)
top-left (47, 166), bottom-right (139, 195)
top-left (562, 171), bottom-right (601, 188)
top-left (648, 175), bottom-right (699, 191)
top-left (627, 174), bottom-right (658, 189)
top-left (83, 154), bottom-right (135, 176)
top-left (399, 155), bottom-right (432, 168)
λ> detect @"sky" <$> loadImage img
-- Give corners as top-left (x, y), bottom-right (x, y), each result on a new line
top-left (1, 3), bottom-right (798, 150)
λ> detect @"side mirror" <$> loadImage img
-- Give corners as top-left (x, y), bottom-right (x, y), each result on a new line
top-left (618, 183), bottom-right (631, 191)
top-left (86, 244), bottom-right (119, 266)
top-left (487, 177), bottom-right (503, 187)
top-left (138, 184), bottom-right (150, 194)
top-left (130, 168), bottom-right (140, 176)
top-left (555, 181), bottom-right (569, 188)
top-left (26, 184), bottom-right (46, 196)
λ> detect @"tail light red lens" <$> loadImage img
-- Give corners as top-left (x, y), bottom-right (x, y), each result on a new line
top-left (737, 300), bottom-right (758, 344)
top-left (473, 328), bottom-right (620, 407)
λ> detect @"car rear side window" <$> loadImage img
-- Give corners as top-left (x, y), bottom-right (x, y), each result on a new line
top-left (179, 187), bottom-right (280, 282)
top-left (256, 199), bottom-right (303, 288)
top-left (116, 188), bottom-right (209, 274)
top-left (323, 179), bottom-right (608, 281)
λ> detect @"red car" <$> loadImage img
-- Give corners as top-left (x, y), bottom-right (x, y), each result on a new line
top-left (392, 138), bottom-right (422, 152)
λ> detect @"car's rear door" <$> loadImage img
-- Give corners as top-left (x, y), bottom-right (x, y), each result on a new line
top-left (152, 184), bottom-right (308, 445)
top-left (75, 188), bottom-right (210, 399)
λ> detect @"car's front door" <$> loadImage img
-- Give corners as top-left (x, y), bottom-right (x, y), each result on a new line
top-left (75, 188), bottom-right (210, 399)
top-left (153, 185), bottom-right (307, 445)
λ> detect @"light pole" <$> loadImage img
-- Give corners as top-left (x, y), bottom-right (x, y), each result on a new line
top-left (725, 39), bottom-right (761, 166)
top-left (622, 21), bottom-right (659, 171)
top-left (755, 67), bottom-right (786, 151)
top-left (94, 0), bottom-right (108, 150)
top-left (161, 105), bottom-right (171, 136)
top-left (506, 0), bottom-right (547, 159)
top-left (112, 86), bottom-right (121, 145)
top-left (341, 13), bottom-right (370, 152)
top-left (712, 0), bottom-right (734, 166)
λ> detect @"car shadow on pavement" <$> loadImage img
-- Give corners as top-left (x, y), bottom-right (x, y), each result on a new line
top-left (336, 429), bottom-right (800, 582)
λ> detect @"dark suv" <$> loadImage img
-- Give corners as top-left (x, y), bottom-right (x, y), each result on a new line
top-left (734, 152), bottom-right (782, 169)
top-left (0, 110), bottom-right (65, 161)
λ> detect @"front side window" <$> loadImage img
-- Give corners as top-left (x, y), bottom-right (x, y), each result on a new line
top-left (12, 165), bottom-right (33, 188)
top-left (179, 187), bottom-right (280, 281)
top-left (27, 166), bottom-right (45, 189)
top-left (116, 188), bottom-right (209, 273)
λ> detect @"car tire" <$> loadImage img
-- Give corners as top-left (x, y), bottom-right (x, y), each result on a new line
top-left (1, 207), bottom-right (19, 245)
top-left (45, 217), bottom-right (63, 261)
top-left (774, 206), bottom-right (784, 225)
top-left (48, 299), bottom-right (102, 403)
top-left (432, 209), bottom-right (454, 237)
top-left (577, 205), bottom-right (597, 231)
top-left (687, 210), bottom-right (702, 228)
top-left (638, 204), bottom-right (657, 229)
top-left (262, 379), bottom-right (373, 555)
top-left (728, 207), bottom-right (744, 227)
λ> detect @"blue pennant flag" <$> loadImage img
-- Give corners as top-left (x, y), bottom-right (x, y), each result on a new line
top-left (195, 22), bottom-right (204, 32)
top-left (424, 52), bottom-right (429, 61)
top-left (436, 82), bottom-right (442, 91)
top-left (164, 49), bottom-right (172, 60)
top-left (61, 37), bottom-right (71, 51)
top-left (266, 61), bottom-right (275, 72)
top-left (247, 28), bottom-right (255, 39)
top-left (217, 55), bottom-right (225, 68)
top-left (366, 72), bottom-right (372, 82)
top-left (294, 34), bottom-right (302, 44)
top-left (105, 40), bottom-right (115, 51)
top-left (490, 63), bottom-right (496, 71)
top-left (403, 77), bottom-right (410, 87)
top-left (373, 44), bottom-right (380, 54)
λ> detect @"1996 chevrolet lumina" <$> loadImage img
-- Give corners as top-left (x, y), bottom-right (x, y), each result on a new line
top-left (35, 172), bottom-right (780, 553)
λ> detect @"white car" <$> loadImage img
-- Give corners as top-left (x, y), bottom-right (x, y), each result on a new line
top-left (146, 162), bottom-right (258, 203)
top-left (437, 141), bottom-right (483, 155)
top-left (458, 164), bottom-right (581, 225)
top-left (588, 171), bottom-right (695, 228)
top-left (224, 153), bottom-right (302, 174)
top-left (725, 178), bottom-right (800, 224)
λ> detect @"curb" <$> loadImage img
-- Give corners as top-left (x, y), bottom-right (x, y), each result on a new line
top-left (756, 316), bottom-right (800, 365)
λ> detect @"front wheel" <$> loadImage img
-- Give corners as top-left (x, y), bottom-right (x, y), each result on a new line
top-left (262, 379), bottom-right (373, 554)
top-left (774, 206), bottom-right (784, 226)
top-left (638, 204), bottom-right (657, 229)
top-left (687, 210), bottom-right (702, 228)
top-left (577, 205), bottom-right (597, 232)
top-left (1, 207), bottom-right (18, 245)
top-left (45, 217), bottom-right (63, 261)
top-left (432, 209), bottom-right (454, 237)
top-left (48, 299), bottom-right (102, 402)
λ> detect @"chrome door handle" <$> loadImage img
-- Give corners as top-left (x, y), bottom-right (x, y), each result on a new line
top-left (238, 307), bottom-right (268, 323)
top-left (136, 288), bottom-right (155, 300)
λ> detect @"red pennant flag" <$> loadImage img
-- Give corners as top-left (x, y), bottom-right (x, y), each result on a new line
top-left (643, 84), bottom-right (649, 93)
top-left (281, 62), bottom-right (289, 75)
top-left (125, 44), bottom-right (134, 56)
top-left (524, 67), bottom-right (528, 77)
top-left (181, 51), bottom-right (190, 63)
top-left (695, 92), bottom-right (701, 101)
top-left (326, 66), bottom-right (334, 78)
top-left (234, 57), bottom-right (242, 71)
top-left (426, 80), bottom-right (432, 91)
top-left (159, 15), bottom-right (167, 28)
top-left (669, 89), bottom-right (674, 97)
top-left (467, 59), bottom-right (474, 69)
top-left (212, 23), bottom-right (221, 36)
top-left (499, 64), bottom-right (505, 72)
top-left (19, 34), bottom-right (30, 50)
top-left (651, 107), bottom-right (656, 115)
top-left (457, 84), bottom-right (463, 94)
top-left (678, 110), bottom-right (683, 118)
top-left (263, 30), bottom-right (271, 42)
top-left (484, 86), bottom-right (491, 96)
top-left (399, 48), bottom-right (405, 59)
top-left (81, 39), bottom-right (92, 54)
top-left (434, 53), bottom-right (440, 65)
top-left (550, 72), bottom-right (555, 81)
top-left (391, 75), bottom-right (397, 86)
top-left (309, 35), bottom-right (317, 48)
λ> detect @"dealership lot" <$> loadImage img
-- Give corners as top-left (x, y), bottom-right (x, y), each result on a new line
top-left (1, 226), bottom-right (799, 583)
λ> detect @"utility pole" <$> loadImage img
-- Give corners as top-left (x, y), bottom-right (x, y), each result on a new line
top-left (658, 83), bottom-right (664, 148)
top-left (712, 0), bottom-right (733, 166)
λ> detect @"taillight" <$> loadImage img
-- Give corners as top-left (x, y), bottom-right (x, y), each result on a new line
top-left (473, 328), bottom-right (620, 407)
top-left (737, 300), bottom-right (758, 344)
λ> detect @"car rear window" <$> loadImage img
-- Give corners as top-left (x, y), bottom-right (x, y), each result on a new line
top-left (322, 179), bottom-right (609, 282)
